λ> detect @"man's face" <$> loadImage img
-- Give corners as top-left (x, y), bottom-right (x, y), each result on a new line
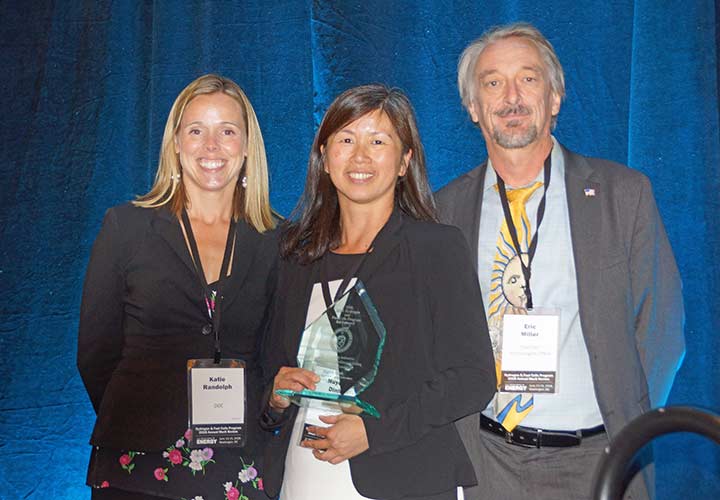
top-left (469, 37), bottom-right (560, 150)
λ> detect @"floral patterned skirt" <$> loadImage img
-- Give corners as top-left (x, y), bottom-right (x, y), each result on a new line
top-left (87, 430), bottom-right (268, 500)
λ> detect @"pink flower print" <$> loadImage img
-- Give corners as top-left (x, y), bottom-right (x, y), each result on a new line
top-left (168, 449), bottom-right (183, 465)
top-left (188, 450), bottom-right (204, 473)
top-left (238, 465), bottom-right (258, 483)
top-left (100, 481), bottom-right (110, 488)
top-left (164, 433), bottom-right (215, 475)
top-left (154, 467), bottom-right (168, 481)
top-left (118, 452), bottom-right (136, 474)
top-left (236, 459), bottom-right (261, 489)
top-left (205, 293), bottom-right (217, 316)
top-left (246, 466), bottom-right (257, 480)
top-left (226, 487), bottom-right (240, 500)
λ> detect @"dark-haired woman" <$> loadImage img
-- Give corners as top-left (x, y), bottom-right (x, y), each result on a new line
top-left (78, 74), bottom-right (276, 500)
top-left (260, 84), bottom-right (496, 500)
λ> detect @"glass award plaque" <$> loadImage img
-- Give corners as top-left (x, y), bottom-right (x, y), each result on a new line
top-left (275, 280), bottom-right (385, 418)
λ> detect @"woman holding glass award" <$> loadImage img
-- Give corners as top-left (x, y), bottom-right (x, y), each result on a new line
top-left (78, 74), bottom-right (277, 500)
top-left (261, 84), bottom-right (496, 500)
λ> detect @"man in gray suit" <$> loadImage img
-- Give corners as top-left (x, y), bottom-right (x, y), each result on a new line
top-left (436, 23), bottom-right (685, 500)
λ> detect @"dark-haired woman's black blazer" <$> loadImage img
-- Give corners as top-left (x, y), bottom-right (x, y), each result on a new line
top-left (261, 210), bottom-right (496, 500)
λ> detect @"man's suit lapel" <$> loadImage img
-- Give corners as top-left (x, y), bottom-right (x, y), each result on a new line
top-left (563, 146), bottom-right (603, 361)
top-left (457, 164), bottom-right (487, 274)
top-left (469, 150), bottom-right (602, 323)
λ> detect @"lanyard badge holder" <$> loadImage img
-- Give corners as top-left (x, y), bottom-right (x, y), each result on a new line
top-left (182, 209), bottom-right (247, 448)
top-left (497, 155), bottom-right (561, 394)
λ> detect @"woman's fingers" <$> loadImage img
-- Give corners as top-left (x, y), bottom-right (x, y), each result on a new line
top-left (270, 367), bottom-right (320, 409)
top-left (302, 414), bottom-right (369, 463)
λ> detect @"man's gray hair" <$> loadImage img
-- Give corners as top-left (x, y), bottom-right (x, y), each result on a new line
top-left (457, 22), bottom-right (565, 116)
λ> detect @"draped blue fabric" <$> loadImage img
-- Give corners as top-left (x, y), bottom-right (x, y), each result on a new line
top-left (0, 1), bottom-right (718, 498)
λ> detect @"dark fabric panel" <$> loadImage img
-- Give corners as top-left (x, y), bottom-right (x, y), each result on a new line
top-left (0, 1), bottom-right (717, 498)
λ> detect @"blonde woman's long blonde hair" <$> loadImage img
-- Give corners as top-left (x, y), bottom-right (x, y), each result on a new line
top-left (134, 74), bottom-right (275, 232)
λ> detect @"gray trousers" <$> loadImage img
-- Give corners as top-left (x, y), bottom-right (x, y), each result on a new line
top-left (455, 413), bottom-right (652, 500)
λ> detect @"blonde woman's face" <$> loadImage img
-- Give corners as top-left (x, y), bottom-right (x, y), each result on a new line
top-left (174, 92), bottom-right (247, 199)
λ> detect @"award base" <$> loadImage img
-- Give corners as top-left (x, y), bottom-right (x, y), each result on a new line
top-left (275, 388), bottom-right (380, 418)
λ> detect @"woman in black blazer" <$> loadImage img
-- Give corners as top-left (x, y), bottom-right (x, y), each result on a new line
top-left (78, 74), bottom-right (276, 500)
top-left (261, 85), bottom-right (496, 500)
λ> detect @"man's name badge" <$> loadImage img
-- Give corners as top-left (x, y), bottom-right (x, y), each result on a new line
top-left (500, 309), bottom-right (560, 393)
top-left (187, 359), bottom-right (246, 447)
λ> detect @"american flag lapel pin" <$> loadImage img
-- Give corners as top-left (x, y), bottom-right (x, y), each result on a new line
top-left (584, 188), bottom-right (596, 197)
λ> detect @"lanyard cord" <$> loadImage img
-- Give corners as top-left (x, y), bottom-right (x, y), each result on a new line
top-left (496, 153), bottom-right (552, 310)
top-left (181, 208), bottom-right (237, 364)
top-left (320, 247), bottom-right (372, 314)
top-left (318, 209), bottom-right (396, 321)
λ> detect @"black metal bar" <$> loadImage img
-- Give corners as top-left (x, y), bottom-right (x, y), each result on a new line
top-left (592, 406), bottom-right (720, 500)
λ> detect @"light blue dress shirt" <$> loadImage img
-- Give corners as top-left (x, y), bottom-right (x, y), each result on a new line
top-left (478, 137), bottom-right (604, 430)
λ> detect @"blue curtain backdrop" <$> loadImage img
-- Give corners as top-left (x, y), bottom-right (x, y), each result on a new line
top-left (1, 1), bottom-right (718, 498)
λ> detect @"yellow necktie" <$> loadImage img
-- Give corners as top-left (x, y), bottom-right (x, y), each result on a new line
top-left (487, 181), bottom-right (542, 431)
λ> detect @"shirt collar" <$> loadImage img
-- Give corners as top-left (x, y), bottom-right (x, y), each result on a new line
top-left (484, 136), bottom-right (564, 192)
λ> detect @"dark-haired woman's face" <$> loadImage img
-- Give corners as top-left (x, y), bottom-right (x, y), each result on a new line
top-left (321, 110), bottom-right (411, 215)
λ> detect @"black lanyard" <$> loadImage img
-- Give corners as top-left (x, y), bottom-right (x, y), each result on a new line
top-left (181, 208), bottom-right (236, 364)
top-left (496, 153), bottom-right (552, 310)
top-left (319, 211), bottom-right (393, 316)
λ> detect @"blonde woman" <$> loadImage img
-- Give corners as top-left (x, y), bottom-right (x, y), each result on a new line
top-left (78, 74), bottom-right (276, 500)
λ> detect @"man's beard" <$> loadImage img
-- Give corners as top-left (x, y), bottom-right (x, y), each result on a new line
top-left (492, 104), bottom-right (538, 149)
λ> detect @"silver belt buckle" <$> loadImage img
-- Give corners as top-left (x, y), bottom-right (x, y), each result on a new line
top-left (504, 430), bottom-right (514, 444)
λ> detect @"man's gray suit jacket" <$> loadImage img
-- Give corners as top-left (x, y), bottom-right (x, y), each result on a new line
top-left (436, 144), bottom-right (685, 500)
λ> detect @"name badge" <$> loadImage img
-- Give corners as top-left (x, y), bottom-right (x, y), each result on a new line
top-left (500, 309), bottom-right (560, 393)
top-left (187, 358), bottom-right (246, 447)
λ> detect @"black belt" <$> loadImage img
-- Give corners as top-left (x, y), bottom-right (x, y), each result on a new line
top-left (479, 413), bottom-right (605, 448)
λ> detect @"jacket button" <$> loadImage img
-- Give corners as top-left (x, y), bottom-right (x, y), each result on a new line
top-left (201, 324), bottom-right (213, 336)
